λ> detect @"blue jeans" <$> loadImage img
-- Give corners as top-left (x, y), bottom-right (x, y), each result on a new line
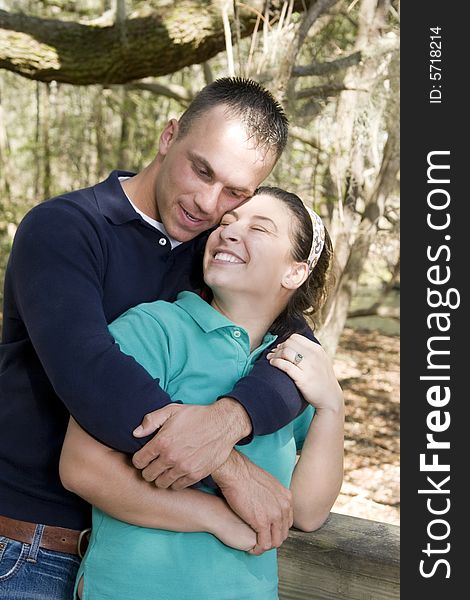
top-left (0, 526), bottom-right (81, 599)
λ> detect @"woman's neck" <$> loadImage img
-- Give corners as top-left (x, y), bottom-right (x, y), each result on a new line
top-left (210, 294), bottom-right (284, 351)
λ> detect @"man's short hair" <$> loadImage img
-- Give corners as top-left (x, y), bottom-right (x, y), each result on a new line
top-left (177, 77), bottom-right (288, 160)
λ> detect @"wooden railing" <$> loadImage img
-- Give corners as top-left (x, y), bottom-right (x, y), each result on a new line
top-left (278, 512), bottom-right (399, 600)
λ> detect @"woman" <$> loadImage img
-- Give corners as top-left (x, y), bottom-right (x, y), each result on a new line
top-left (60, 187), bottom-right (344, 600)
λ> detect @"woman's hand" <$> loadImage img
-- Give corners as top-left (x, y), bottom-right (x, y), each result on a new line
top-left (266, 333), bottom-right (343, 412)
top-left (210, 508), bottom-right (257, 552)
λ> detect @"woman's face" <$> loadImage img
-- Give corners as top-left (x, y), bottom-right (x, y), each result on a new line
top-left (203, 193), bottom-right (304, 300)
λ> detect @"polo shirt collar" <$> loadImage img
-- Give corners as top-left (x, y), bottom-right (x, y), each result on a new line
top-left (93, 170), bottom-right (145, 225)
top-left (92, 171), bottom-right (210, 254)
top-left (175, 291), bottom-right (277, 346)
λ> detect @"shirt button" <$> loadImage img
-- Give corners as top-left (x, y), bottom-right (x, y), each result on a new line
top-left (233, 330), bottom-right (241, 338)
top-left (159, 238), bottom-right (167, 246)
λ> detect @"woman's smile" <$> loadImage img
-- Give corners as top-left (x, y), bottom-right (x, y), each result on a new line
top-left (212, 249), bottom-right (246, 264)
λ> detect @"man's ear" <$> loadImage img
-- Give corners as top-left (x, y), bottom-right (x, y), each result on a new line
top-left (159, 119), bottom-right (179, 156)
top-left (282, 262), bottom-right (309, 290)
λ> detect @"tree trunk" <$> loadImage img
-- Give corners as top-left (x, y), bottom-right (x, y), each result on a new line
top-left (348, 256), bottom-right (400, 319)
top-left (118, 88), bottom-right (134, 170)
top-left (42, 83), bottom-right (51, 199)
top-left (269, 0), bottom-right (341, 106)
top-left (0, 81), bottom-right (11, 204)
top-left (316, 0), bottom-right (399, 356)
top-left (93, 88), bottom-right (105, 181)
top-left (34, 82), bottom-right (41, 198)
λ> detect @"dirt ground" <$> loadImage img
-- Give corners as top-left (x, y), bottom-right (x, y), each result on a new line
top-left (331, 327), bottom-right (400, 526)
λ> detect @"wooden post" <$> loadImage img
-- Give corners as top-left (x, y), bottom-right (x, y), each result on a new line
top-left (278, 512), bottom-right (399, 600)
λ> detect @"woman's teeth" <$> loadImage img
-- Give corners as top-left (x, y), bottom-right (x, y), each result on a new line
top-left (214, 252), bottom-right (243, 264)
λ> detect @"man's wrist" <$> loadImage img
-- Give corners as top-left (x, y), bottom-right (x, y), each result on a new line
top-left (214, 397), bottom-right (252, 445)
top-left (212, 450), bottom-right (246, 490)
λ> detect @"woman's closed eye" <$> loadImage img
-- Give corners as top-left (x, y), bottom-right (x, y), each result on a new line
top-left (218, 221), bottom-right (272, 233)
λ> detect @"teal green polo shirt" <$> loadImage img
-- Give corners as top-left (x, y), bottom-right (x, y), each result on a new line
top-left (78, 292), bottom-right (314, 600)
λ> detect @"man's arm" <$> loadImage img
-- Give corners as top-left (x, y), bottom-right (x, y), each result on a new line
top-left (8, 203), bottom-right (174, 452)
top-left (211, 449), bottom-right (293, 555)
top-left (129, 326), bottom-right (341, 553)
top-left (105, 302), bottom-right (294, 555)
top-left (130, 319), bottom-right (326, 486)
top-left (226, 317), bottom-right (316, 441)
top-left (212, 336), bottom-right (343, 551)
top-left (59, 417), bottom-right (257, 552)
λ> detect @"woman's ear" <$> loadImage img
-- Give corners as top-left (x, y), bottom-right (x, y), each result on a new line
top-left (158, 118), bottom-right (179, 156)
top-left (282, 262), bottom-right (309, 290)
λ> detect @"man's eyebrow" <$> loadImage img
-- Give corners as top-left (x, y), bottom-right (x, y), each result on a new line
top-left (224, 210), bottom-right (278, 231)
top-left (188, 152), bottom-right (254, 195)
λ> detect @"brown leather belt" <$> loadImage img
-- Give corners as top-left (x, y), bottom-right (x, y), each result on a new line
top-left (0, 514), bottom-right (89, 556)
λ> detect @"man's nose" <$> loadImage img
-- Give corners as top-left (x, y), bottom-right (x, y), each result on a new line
top-left (195, 184), bottom-right (223, 216)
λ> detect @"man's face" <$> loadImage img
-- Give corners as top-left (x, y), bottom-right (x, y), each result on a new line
top-left (154, 105), bottom-right (277, 242)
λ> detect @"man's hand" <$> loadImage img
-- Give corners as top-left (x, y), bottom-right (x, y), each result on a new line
top-left (212, 450), bottom-right (293, 556)
top-left (132, 398), bottom-right (251, 490)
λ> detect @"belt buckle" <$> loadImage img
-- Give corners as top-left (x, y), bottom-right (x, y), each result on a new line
top-left (77, 528), bottom-right (91, 559)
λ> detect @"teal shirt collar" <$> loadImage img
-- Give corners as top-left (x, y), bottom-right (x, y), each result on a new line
top-left (174, 291), bottom-right (277, 352)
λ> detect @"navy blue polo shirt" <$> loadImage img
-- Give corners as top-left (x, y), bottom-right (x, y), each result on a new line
top-left (0, 171), bottom-right (310, 529)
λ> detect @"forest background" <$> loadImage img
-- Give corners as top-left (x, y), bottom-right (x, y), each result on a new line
top-left (0, 0), bottom-right (400, 524)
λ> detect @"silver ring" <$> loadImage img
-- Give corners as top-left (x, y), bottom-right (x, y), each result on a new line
top-left (294, 352), bottom-right (303, 365)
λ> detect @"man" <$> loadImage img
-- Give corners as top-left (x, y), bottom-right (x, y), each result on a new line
top-left (0, 78), bottom-right (337, 598)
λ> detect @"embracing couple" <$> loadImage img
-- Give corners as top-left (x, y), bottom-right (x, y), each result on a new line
top-left (0, 78), bottom-right (344, 600)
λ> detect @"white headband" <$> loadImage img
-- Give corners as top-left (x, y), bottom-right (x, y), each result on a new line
top-left (305, 206), bottom-right (326, 271)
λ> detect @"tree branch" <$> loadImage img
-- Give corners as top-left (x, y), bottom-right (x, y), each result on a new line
top-left (293, 51), bottom-right (363, 77)
top-left (120, 81), bottom-right (193, 105)
top-left (0, 2), bottom-right (274, 85)
top-left (298, 0), bottom-right (341, 45)
top-left (296, 83), bottom-right (367, 98)
top-left (271, 0), bottom-right (341, 104)
top-left (293, 34), bottom-right (399, 78)
top-left (289, 125), bottom-right (323, 151)
top-left (347, 305), bottom-right (399, 320)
